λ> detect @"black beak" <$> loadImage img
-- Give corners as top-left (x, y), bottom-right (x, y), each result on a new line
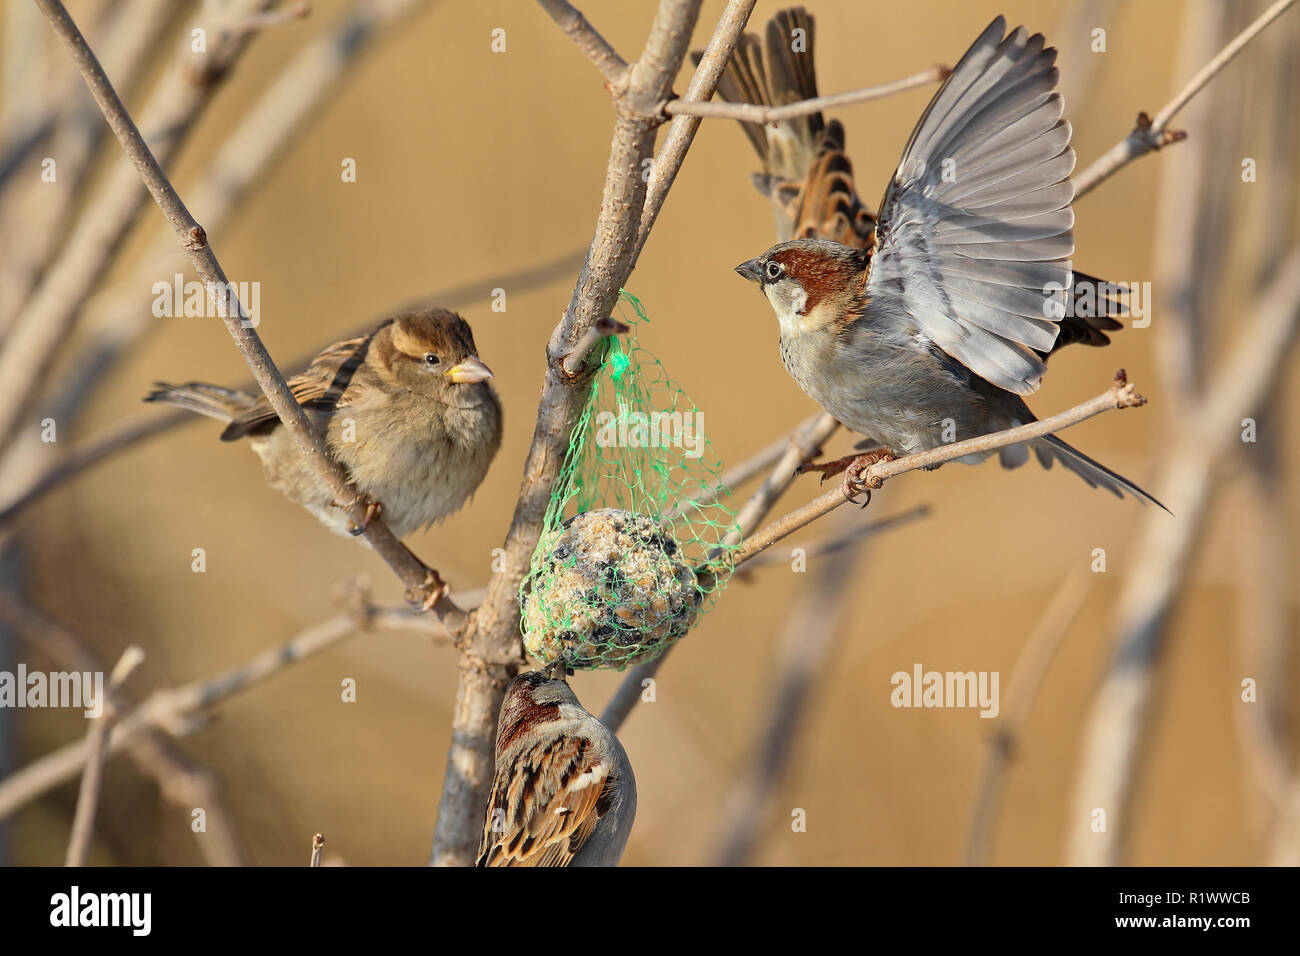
top-left (734, 258), bottom-right (763, 283)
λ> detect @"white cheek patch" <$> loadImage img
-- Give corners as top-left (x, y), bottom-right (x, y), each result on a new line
top-left (766, 282), bottom-right (808, 339)
top-left (789, 284), bottom-right (808, 315)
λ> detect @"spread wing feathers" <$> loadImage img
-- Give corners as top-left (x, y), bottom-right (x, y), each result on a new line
top-left (218, 333), bottom-right (374, 441)
top-left (476, 735), bottom-right (616, 867)
top-left (1045, 271), bottom-right (1126, 356)
top-left (865, 16), bottom-right (1076, 395)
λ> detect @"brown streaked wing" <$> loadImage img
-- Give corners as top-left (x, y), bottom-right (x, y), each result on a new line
top-left (476, 735), bottom-right (615, 868)
top-left (218, 334), bottom-right (374, 441)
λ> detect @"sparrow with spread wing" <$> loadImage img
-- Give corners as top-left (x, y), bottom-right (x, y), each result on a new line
top-left (726, 14), bottom-right (1162, 508)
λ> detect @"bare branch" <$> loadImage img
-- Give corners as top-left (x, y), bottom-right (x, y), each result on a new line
top-left (713, 534), bottom-right (867, 865)
top-left (1067, 247), bottom-right (1300, 866)
top-left (662, 63), bottom-right (948, 123)
top-left (536, 0), bottom-right (629, 88)
top-left (634, 0), bottom-right (757, 259)
top-left (736, 505), bottom-right (930, 572)
top-left (0, 593), bottom-right (247, 865)
top-left (560, 315), bottom-right (630, 376)
top-left (310, 833), bottom-right (325, 867)
top-left (732, 373), bottom-right (1148, 570)
top-left (0, 605), bottom-right (445, 823)
top-left (429, 0), bottom-right (707, 866)
top-left (65, 645), bottom-right (144, 867)
top-left (33, 0), bottom-right (463, 625)
top-left (965, 573), bottom-right (1090, 866)
top-left (1074, 0), bottom-right (1297, 199)
top-left (0, 0), bottom-right (274, 455)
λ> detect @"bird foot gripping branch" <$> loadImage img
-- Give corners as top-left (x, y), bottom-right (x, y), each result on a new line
top-left (341, 496), bottom-right (383, 536)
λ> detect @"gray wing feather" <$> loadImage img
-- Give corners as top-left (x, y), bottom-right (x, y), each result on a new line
top-left (864, 16), bottom-right (1076, 395)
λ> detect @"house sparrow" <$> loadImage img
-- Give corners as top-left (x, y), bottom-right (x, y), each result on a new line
top-left (733, 17), bottom-right (1164, 508)
top-left (708, 8), bottom-right (1125, 340)
top-left (145, 308), bottom-right (504, 542)
top-left (477, 663), bottom-right (637, 867)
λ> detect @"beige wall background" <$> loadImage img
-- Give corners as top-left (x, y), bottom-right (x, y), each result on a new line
top-left (7, 0), bottom-right (1298, 865)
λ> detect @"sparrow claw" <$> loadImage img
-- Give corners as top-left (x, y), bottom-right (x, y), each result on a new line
top-left (840, 449), bottom-right (897, 505)
top-left (405, 566), bottom-right (448, 613)
top-left (342, 497), bottom-right (383, 536)
top-left (795, 452), bottom-right (859, 483)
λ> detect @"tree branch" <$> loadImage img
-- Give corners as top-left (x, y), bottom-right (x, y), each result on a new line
top-left (1067, 246), bottom-right (1300, 866)
top-left (65, 645), bottom-right (144, 866)
top-left (429, 0), bottom-right (709, 866)
top-left (536, 0), bottom-right (629, 88)
top-left (33, 0), bottom-right (463, 626)
top-left (1074, 0), bottom-right (1297, 199)
top-left (964, 573), bottom-right (1090, 866)
top-left (661, 63), bottom-right (948, 123)
top-left (0, 603), bottom-right (445, 824)
top-left (731, 373), bottom-right (1148, 570)
top-left (0, 0), bottom-right (274, 455)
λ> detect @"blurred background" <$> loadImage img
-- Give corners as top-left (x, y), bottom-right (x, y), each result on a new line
top-left (0, 0), bottom-right (1297, 866)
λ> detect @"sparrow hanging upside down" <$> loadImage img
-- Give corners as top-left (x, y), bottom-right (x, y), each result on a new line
top-left (723, 12), bottom-right (1164, 509)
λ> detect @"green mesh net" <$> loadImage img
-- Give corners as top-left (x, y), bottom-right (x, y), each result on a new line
top-left (519, 291), bottom-right (740, 670)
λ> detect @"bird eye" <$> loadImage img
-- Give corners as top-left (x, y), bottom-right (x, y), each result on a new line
top-left (764, 261), bottom-right (783, 281)
top-left (424, 352), bottom-right (440, 366)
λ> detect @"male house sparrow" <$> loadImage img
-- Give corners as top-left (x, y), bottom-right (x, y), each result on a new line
top-left (477, 663), bottom-right (637, 867)
top-left (731, 16), bottom-right (1163, 507)
top-left (145, 308), bottom-right (504, 542)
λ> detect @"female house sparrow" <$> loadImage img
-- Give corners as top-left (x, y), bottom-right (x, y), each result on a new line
top-left (734, 17), bottom-right (1164, 508)
top-left (145, 308), bottom-right (503, 540)
top-left (477, 664), bottom-right (637, 867)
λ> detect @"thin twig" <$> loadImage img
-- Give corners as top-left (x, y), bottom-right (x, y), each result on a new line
top-left (0, 0), bottom-right (274, 455)
top-left (662, 64), bottom-right (948, 123)
top-left (1074, 0), bottom-right (1297, 199)
top-left (34, 0), bottom-right (463, 625)
top-left (536, 0), bottom-right (628, 88)
top-left (65, 645), bottom-right (144, 867)
top-left (0, 593), bottom-right (247, 865)
top-left (310, 833), bottom-right (324, 867)
top-left (1067, 247), bottom-right (1300, 866)
top-left (633, 0), bottom-right (757, 261)
top-left (713, 535), bottom-right (867, 865)
top-left (602, 410), bottom-right (839, 732)
top-left (732, 373), bottom-right (1148, 570)
top-left (560, 316), bottom-right (630, 376)
top-left (0, 605), bottom-right (447, 823)
top-left (223, 1), bottom-right (312, 38)
top-left (736, 505), bottom-right (930, 572)
top-left (964, 573), bottom-right (1091, 866)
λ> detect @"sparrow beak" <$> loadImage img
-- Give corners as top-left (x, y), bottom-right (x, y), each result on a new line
top-left (734, 258), bottom-right (764, 284)
top-left (445, 356), bottom-right (493, 384)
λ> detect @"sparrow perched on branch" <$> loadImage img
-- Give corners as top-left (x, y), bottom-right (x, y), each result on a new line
top-left (477, 663), bottom-right (637, 867)
top-left (145, 308), bottom-right (503, 539)
top-left (723, 14), bottom-right (1161, 507)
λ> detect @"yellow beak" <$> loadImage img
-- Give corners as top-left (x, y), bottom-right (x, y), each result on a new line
top-left (445, 356), bottom-right (493, 384)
